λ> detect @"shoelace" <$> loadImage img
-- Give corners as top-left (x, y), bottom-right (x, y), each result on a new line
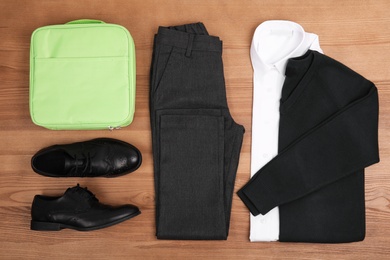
top-left (69, 152), bottom-right (92, 177)
top-left (68, 184), bottom-right (99, 202)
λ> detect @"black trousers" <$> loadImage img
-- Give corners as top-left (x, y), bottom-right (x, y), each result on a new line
top-left (150, 23), bottom-right (244, 240)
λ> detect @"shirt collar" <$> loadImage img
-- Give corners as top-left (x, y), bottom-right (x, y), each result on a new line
top-left (250, 20), bottom-right (319, 75)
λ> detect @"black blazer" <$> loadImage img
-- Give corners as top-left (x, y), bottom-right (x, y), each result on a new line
top-left (238, 50), bottom-right (379, 243)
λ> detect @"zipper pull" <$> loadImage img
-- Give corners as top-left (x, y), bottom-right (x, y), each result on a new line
top-left (108, 126), bottom-right (122, 131)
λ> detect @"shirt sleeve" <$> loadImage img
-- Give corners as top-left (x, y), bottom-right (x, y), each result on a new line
top-left (237, 84), bottom-right (379, 216)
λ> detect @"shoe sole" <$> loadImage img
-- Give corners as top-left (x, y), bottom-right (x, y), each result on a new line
top-left (30, 210), bottom-right (141, 231)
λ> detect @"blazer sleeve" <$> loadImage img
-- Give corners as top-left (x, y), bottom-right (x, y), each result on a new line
top-left (237, 84), bottom-right (379, 216)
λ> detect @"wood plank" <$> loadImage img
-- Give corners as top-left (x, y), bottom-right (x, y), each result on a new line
top-left (1, 0), bottom-right (389, 259)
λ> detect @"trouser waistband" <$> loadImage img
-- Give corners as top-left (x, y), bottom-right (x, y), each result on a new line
top-left (155, 22), bottom-right (222, 53)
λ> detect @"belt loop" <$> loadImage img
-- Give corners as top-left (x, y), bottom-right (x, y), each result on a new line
top-left (186, 34), bottom-right (195, 57)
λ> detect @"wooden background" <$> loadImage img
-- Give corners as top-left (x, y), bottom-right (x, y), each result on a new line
top-left (1, 0), bottom-right (389, 259)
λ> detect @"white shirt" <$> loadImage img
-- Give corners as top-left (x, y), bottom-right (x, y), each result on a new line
top-left (250, 20), bottom-right (323, 242)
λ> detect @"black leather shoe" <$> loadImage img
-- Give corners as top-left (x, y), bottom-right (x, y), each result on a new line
top-left (30, 184), bottom-right (141, 231)
top-left (31, 138), bottom-right (142, 177)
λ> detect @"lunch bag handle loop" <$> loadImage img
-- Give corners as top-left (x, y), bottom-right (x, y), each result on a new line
top-left (66, 19), bottom-right (105, 25)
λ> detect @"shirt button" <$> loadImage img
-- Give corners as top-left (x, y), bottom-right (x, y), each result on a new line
top-left (260, 217), bottom-right (266, 224)
top-left (262, 153), bottom-right (268, 158)
top-left (267, 87), bottom-right (272, 93)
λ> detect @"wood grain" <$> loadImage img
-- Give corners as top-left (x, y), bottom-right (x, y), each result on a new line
top-left (1, 0), bottom-right (389, 259)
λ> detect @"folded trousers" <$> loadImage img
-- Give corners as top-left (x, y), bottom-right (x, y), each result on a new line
top-left (150, 23), bottom-right (245, 240)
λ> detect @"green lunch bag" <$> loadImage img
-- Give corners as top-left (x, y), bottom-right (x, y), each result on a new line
top-left (29, 19), bottom-right (136, 130)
